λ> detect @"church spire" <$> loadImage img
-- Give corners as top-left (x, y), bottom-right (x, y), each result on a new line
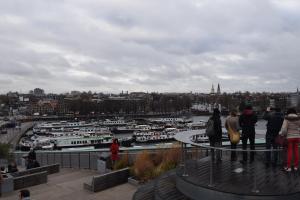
top-left (211, 84), bottom-right (215, 94)
top-left (217, 83), bottom-right (221, 95)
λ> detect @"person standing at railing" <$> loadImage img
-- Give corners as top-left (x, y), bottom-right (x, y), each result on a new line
top-left (27, 148), bottom-right (38, 169)
top-left (263, 107), bottom-right (284, 168)
top-left (239, 105), bottom-right (257, 164)
top-left (280, 108), bottom-right (300, 172)
top-left (110, 138), bottom-right (120, 168)
top-left (225, 110), bottom-right (240, 161)
top-left (208, 108), bottom-right (223, 162)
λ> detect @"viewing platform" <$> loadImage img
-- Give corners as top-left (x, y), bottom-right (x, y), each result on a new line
top-left (134, 130), bottom-right (300, 200)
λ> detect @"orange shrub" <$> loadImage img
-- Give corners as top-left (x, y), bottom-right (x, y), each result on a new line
top-left (132, 150), bottom-right (155, 181)
top-left (131, 146), bottom-right (182, 182)
top-left (152, 151), bottom-right (163, 166)
top-left (163, 146), bottom-right (181, 165)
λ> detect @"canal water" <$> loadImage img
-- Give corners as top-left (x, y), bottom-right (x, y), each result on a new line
top-left (24, 116), bottom-right (268, 150)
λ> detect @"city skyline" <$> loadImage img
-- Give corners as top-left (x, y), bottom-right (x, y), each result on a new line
top-left (1, 0), bottom-right (300, 93)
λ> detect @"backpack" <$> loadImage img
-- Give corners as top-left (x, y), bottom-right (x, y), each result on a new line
top-left (228, 125), bottom-right (240, 144)
top-left (206, 119), bottom-right (215, 137)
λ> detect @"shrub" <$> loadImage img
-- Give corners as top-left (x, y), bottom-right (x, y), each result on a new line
top-left (113, 151), bottom-right (129, 170)
top-left (132, 150), bottom-right (155, 182)
top-left (151, 152), bottom-right (163, 166)
top-left (163, 146), bottom-right (181, 165)
top-left (131, 146), bottom-right (182, 182)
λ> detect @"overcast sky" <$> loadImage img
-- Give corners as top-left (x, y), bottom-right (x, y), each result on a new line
top-left (0, 0), bottom-right (300, 94)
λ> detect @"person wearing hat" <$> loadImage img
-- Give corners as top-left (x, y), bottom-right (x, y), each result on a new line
top-left (239, 105), bottom-right (257, 164)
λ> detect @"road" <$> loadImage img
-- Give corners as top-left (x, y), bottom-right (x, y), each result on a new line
top-left (0, 122), bottom-right (34, 149)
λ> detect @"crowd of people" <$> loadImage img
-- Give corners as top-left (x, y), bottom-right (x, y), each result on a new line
top-left (208, 106), bottom-right (300, 172)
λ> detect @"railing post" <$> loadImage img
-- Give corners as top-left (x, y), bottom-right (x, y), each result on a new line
top-left (47, 153), bottom-right (49, 165)
top-left (251, 160), bottom-right (259, 193)
top-left (79, 152), bottom-right (81, 169)
top-left (208, 146), bottom-right (215, 187)
top-left (61, 153), bottom-right (63, 168)
top-left (69, 152), bottom-right (71, 168)
top-left (180, 142), bottom-right (184, 167)
top-left (89, 152), bottom-right (91, 169)
top-left (182, 143), bottom-right (188, 177)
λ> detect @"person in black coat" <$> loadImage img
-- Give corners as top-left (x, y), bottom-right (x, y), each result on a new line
top-left (239, 105), bottom-right (257, 164)
top-left (27, 148), bottom-right (37, 169)
top-left (209, 108), bottom-right (223, 162)
top-left (263, 107), bottom-right (284, 167)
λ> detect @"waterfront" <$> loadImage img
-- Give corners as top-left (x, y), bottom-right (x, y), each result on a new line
top-left (15, 116), bottom-right (268, 152)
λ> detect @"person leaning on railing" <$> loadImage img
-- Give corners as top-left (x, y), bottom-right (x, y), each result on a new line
top-left (279, 108), bottom-right (300, 172)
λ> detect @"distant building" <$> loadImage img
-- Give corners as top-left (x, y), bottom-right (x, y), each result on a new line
top-left (30, 99), bottom-right (59, 115)
top-left (33, 88), bottom-right (45, 97)
top-left (269, 99), bottom-right (275, 108)
top-left (288, 90), bottom-right (300, 109)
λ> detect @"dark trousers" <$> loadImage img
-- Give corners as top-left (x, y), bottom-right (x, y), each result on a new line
top-left (265, 135), bottom-right (278, 165)
top-left (228, 134), bottom-right (237, 161)
top-left (242, 133), bottom-right (255, 162)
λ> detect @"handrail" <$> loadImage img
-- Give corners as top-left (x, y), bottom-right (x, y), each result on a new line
top-left (175, 130), bottom-right (287, 152)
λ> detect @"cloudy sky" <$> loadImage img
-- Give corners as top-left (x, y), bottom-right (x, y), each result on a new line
top-left (0, 0), bottom-right (300, 94)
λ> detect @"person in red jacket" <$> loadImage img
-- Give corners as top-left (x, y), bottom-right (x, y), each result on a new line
top-left (110, 139), bottom-right (119, 167)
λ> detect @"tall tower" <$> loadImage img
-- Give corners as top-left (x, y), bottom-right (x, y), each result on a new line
top-left (217, 83), bottom-right (221, 95)
top-left (210, 84), bottom-right (215, 94)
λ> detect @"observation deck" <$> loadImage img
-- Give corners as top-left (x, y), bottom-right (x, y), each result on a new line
top-left (133, 130), bottom-right (300, 200)
top-left (175, 130), bottom-right (300, 200)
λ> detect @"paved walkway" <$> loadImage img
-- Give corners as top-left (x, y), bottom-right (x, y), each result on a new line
top-left (1, 168), bottom-right (137, 200)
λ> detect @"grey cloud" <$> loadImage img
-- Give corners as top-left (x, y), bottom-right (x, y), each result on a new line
top-left (0, 0), bottom-right (300, 93)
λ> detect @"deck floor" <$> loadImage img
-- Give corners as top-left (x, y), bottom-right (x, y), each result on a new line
top-left (177, 156), bottom-right (300, 196)
top-left (1, 168), bottom-right (137, 200)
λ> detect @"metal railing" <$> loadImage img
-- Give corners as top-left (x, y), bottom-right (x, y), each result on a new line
top-left (13, 145), bottom-right (187, 170)
top-left (175, 130), bottom-right (300, 196)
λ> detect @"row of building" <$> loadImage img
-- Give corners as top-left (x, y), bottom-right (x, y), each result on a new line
top-left (1, 87), bottom-right (300, 117)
